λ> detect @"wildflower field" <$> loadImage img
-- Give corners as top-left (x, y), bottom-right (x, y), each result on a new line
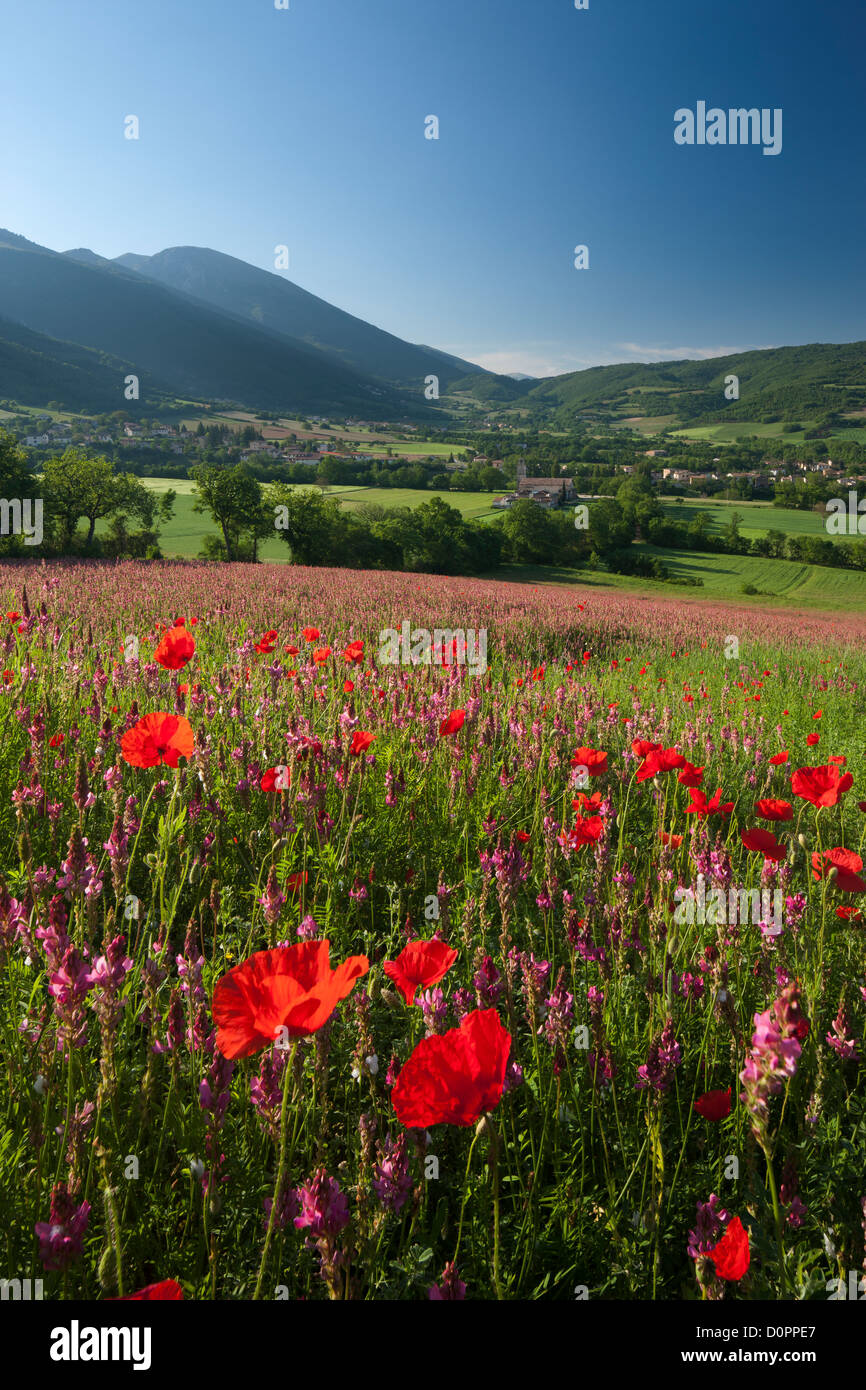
top-left (1, 560), bottom-right (865, 1303)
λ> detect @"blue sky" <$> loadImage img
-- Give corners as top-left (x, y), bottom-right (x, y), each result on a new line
top-left (1, 0), bottom-right (864, 377)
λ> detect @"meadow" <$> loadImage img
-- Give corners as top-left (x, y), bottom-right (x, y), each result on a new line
top-left (0, 560), bottom-right (864, 1302)
top-left (126, 480), bottom-right (501, 561)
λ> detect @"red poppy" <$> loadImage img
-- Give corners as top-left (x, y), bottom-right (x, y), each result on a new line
top-left (836, 905), bottom-right (863, 922)
top-left (213, 940), bottom-right (369, 1060)
top-left (343, 679), bottom-right (354, 694)
top-left (677, 760), bottom-right (704, 788)
top-left (121, 713), bottom-right (194, 769)
top-left (284, 644), bottom-right (299, 656)
top-left (343, 640), bottom-right (364, 664)
top-left (828, 754), bottom-right (847, 765)
top-left (811, 848), bottom-right (866, 894)
top-left (791, 764), bottom-right (853, 808)
top-left (769, 751), bottom-right (789, 765)
top-left (571, 747), bottom-right (608, 777)
top-left (567, 814), bottom-right (604, 848)
top-left (636, 746), bottom-right (685, 782)
top-left (392, 1008), bottom-right (511, 1128)
top-left (740, 827), bottom-right (786, 862)
top-left (154, 625), bottom-right (195, 671)
top-left (806, 732), bottom-right (820, 747)
top-left (302, 627), bottom-right (320, 642)
top-left (112, 1280), bottom-right (184, 1301)
top-left (439, 709), bottom-right (466, 738)
top-left (693, 1087), bottom-right (731, 1122)
top-left (573, 791), bottom-right (603, 812)
top-left (709, 1216), bottom-right (750, 1281)
top-left (49, 732), bottom-right (65, 748)
top-left (255, 630), bottom-right (278, 655)
top-left (632, 739), bottom-right (662, 759)
top-left (313, 646), bottom-right (332, 664)
top-left (286, 870), bottom-right (308, 896)
top-left (754, 798), bottom-right (792, 821)
top-left (384, 939), bottom-right (459, 1005)
top-left (685, 787), bottom-right (734, 818)
top-left (659, 830), bottom-right (683, 848)
top-left (515, 829), bottom-right (532, 842)
top-left (261, 766), bottom-right (290, 793)
top-left (350, 730), bottom-right (376, 756)
top-left (633, 739), bottom-right (661, 761)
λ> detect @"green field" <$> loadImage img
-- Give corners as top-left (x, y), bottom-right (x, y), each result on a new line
top-left (130, 479), bottom-right (864, 610)
top-left (669, 419), bottom-right (866, 445)
top-left (495, 550), bottom-right (866, 612)
top-left (129, 479), bottom-right (501, 560)
top-left (660, 497), bottom-right (847, 542)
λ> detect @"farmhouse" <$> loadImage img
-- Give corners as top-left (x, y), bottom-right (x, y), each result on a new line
top-left (492, 463), bottom-right (577, 510)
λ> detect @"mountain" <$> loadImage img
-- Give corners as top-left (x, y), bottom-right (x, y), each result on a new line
top-left (110, 245), bottom-right (484, 388)
top-left (0, 315), bottom-right (170, 413)
top-left (0, 230), bottom-right (411, 417)
top-left (521, 342), bottom-right (866, 424)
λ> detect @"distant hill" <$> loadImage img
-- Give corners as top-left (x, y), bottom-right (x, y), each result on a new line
top-left (521, 342), bottom-right (866, 424)
top-left (0, 314), bottom-right (170, 413)
top-left (110, 245), bottom-right (484, 388)
top-left (0, 230), bottom-right (412, 418)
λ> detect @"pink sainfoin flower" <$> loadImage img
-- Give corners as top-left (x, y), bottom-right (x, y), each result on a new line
top-left (294, 1168), bottom-right (350, 1294)
top-left (86, 935), bottom-right (132, 1031)
top-left (259, 866), bottom-right (286, 927)
top-left (35, 1183), bottom-right (90, 1271)
top-left (739, 981), bottom-right (804, 1139)
top-left (688, 1193), bottom-right (731, 1299)
top-left (474, 954), bottom-right (501, 1007)
top-left (636, 1017), bottom-right (682, 1093)
top-left (541, 966), bottom-right (574, 1071)
top-left (250, 1046), bottom-right (287, 1142)
top-left (687, 1193), bottom-right (730, 1258)
top-left (826, 1000), bottom-right (861, 1061)
top-left (263, 1185), bottom-right (300, 1232)
top-left (429, 1261), bottom-right (466, 1301)
top-left (294, 1169), bottom-right (350, 1240)
top-left (420, 986), bottom-right (448, 1035)
top-left (372, 1133), bottom-right (412, 1214)
top-left (297, 914), bottom-right (319, 941)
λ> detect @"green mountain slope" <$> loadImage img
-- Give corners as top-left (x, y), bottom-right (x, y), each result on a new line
top-left (110, 245), bottom-right (484, 388)
top-left (0, 230), bottom-right (409, 417)
top-left (0, 314), bottom-right (171, 412)
top-left (522, 342), bottom-right (866, 423)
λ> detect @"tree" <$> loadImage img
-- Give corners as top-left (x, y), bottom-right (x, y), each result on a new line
top-left (191, 463), bottom-right (271, 561)
top-left (723, 510), bottom-right (744, 547)
top-left (41, 449), bottom-right (119, 548)
top-left (269, 485), bottom-right (343, 565)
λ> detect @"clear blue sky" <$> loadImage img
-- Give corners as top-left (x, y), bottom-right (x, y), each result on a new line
top-left (1, 0), bottom-right (864, 376)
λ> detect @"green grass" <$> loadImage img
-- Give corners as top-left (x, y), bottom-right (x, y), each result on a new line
top-left (132, 480), bottom-right (864, 611)
top-left (660, 498), bottom-right (847, 542)
top-left (131, 480), bottom-right (501, 560)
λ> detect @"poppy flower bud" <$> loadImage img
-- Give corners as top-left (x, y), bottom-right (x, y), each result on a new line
top-left (827, 865), bottom-right (839, 882)
top-left (653, 777), bottom-right (663, 792)
top-left (189, 862), bottom-right (202, 885)
top-left (379, 988), bottom-right (402, 1010)
top-left (797, 834), bottom-right (808, 850)
top-left (272, 837), bottom-right (289, 855)
top-left (475, 1114), bottom-right (494, 1140)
